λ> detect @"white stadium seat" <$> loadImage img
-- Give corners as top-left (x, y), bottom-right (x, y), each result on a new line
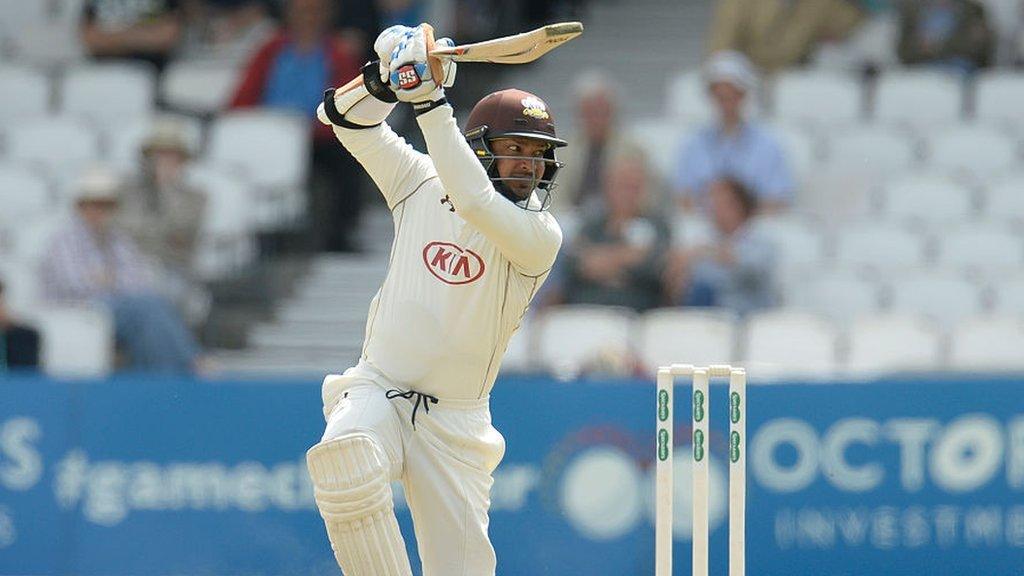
top-left (925, 124), bottom-right (1018, 181)
top-left (742, 310), bottom-right (839, 377)
top-left (37, 305), bottom-right (115, 377)
top-left (748, 214), bottom-right (825, 273)
top-left (206, 111), bottom-right (310, 228)
top-left (10, 213), bottom-right (67, 265)
top-left (824, 126), bottom-right (919, 176)
top-left (834, 222), bottom-right (928, 273)
top-left (0, 65), bottom-right (51, 124)
top-left (0, 166), bottom-right (50, 227)
top-left (880, 174), bottom-right (975, 226)
top-left (636, 308), bottom-right (737, 370)
top-left (6, 117), bottom-right (100, 184)
top-left (666, 70), bottom-right (715, 124)
top-left (60, 62), bottom-right (156, 124)
top-left (984, 175), bottom-right (1024, 224)
top-left (991, 275), bottom-right (1024, 315)
top-left (208, 111), bottom-right (309, 187)
top-left (0, 260), bottom-right (40, 316)
top-left (772, 71), bottom-right (862, 126)
top-left (536, 305), bottom-right (635, 376)
top-left (784, 270), bottom-right (882, 325)
top-left (845, 314), bottom-right (943, 373)
top-left (874, 71), bottom-right (963, 128)
top-left (887, 272), bottom-right (984, 328)
top-left (975, 72), bottom-right (1024, 127)
top-left (766, 123), bottom-right (817, 184)
top-left (160, 60), bottom-right (241, 115)
top-left (185, 165), bottom-right (257, 280)
top-left (0, 1), bottom-right (48, 33)
top-left (936, 224), bottom-right (1024, 275)
top-left (950, 316), bottom-right (1024, 370)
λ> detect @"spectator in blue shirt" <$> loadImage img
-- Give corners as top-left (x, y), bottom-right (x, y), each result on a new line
top-left (674, 51), bottom-right (795, 214)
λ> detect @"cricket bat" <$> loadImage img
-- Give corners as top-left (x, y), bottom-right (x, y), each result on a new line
top-left (335, 22), bottom-right (585, 96)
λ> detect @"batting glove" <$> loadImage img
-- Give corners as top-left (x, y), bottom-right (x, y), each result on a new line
top-left (374, 25), bottom-right (416, 83)
top-left (387, 26), bottom-right (456, 105)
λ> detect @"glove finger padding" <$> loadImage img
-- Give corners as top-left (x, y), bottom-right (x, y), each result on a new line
top-left (374, 25), bottom-right (416, 82)
top-left (387, 25), bottom-right (455, 103)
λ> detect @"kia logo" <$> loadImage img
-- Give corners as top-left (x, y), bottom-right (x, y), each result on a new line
top-left (422, 242), bottom-right (485, 285)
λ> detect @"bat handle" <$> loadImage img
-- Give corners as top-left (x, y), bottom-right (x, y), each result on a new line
top-left (421, 23), bottom-right (446, 87)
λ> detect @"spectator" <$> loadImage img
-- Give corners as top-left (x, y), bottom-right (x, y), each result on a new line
top-left (559, 149), bottom-right (670, 312)
top-left (0, 279), bottom-right (40, 371)
top-left (179, 0), bottom-right (276, 65)
top-left (80, 0), bottom-right (184, 73)
top-left (230, 0), bottom-right (364, 252)
top-left (663, 178), bottom-right (776, 316)
top-left (708, 0), bottom-right (866, 71)
top-left (552, 71), bottom-right (648, 214)
top-left (39, 167), bottom-right (202, 373)
top-left (118, 117), bottom-right (209, 319)
top-left (897, 0), bottom-right (993, 72)
top-left (674, 52), bottom-right (795, 214)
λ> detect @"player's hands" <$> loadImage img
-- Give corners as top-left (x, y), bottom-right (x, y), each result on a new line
top-left (374, 25), bottom-right (416, 83)
top-left (386, 25), bottom-right (456, 103)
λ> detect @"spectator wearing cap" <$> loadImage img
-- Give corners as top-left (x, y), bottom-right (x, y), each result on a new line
top-left (708, 0), bottom-right (866, 71)
top-left (0, 278), bottom-right (40, 372)
top-left (673, 51), bottom-right (795, 215)
top-left (663, 177), bottom-right (777, 316)
top-left (119, 117), bottom-right (208, 315)
top-left (552, 71), bottom-right (652, 214)
top-left (39, 167), bottom-right (202, 373)
top-left (230, 0), bottom-right (364, 252)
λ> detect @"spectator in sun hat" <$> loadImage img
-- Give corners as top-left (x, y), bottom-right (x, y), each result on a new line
top-left (40, 166), bottom-right (202, 373)
top-left (672, 51), bottom-right (795, 215)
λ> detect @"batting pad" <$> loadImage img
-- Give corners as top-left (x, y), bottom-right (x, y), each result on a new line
top-left (307, 434), bottom-right (413, 576)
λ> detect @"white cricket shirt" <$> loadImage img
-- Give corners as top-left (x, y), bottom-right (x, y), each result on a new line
top-left (332, 105), bottom-right (562, 400)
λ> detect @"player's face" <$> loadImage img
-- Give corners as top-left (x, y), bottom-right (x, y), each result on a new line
top-left (491, 137), bottom-right (551, 200)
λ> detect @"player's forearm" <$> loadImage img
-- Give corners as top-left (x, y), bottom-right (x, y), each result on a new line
top-left (320, 79), bottom-right (432, 209)
top-left (332, 122), bottom-right (434, 209)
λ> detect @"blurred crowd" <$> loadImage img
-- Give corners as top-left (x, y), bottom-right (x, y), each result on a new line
top-left (3, 0), bottom-right (1024, 377)
top-left (541, 0), bottom-right (1021, 314)
top-left (0, 0), bottom-right (583, 375)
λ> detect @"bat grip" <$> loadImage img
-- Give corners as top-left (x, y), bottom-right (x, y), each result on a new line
top-left (421, 23), bottom-right (446, 86)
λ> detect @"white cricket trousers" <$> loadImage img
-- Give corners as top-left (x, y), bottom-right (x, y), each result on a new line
top-left (319, 373), bottom-right (506, 576)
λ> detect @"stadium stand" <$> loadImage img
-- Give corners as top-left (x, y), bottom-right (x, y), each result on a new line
top-left (1, 0), bottom-right (1022, 378)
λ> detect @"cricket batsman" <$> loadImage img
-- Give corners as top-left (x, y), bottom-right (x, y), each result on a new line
top-left (305, 24), bottom-right (566, 575)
